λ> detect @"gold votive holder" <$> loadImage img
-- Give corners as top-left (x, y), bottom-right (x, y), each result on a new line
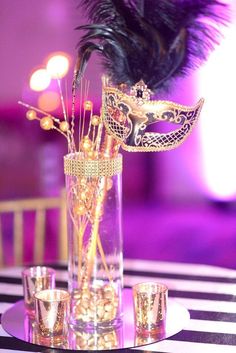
top-left (132, 282), bottom-right (168, 336)
top-left (135, 328), bottom-right (166, 345)
top-left (34, 289), bottom-right (70, 343)
top-left (22, 266), bottom-right (56, 318)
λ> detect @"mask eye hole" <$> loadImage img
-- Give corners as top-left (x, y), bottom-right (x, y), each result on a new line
top-left (146, 120), bottom-right (182, 134)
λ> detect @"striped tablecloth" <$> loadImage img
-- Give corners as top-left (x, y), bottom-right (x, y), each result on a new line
top-left (0, 259), bottom-right (236, 353)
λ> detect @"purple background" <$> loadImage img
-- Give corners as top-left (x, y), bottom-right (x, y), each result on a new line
top-left (1, 0), bottom-right (236, 268)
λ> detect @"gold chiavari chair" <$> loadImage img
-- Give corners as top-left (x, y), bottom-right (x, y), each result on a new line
top-left (0, 190), bottom-right (67, 267)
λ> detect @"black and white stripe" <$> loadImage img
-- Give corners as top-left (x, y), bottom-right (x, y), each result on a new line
top-left (0, 260), bottom-right (236, 352)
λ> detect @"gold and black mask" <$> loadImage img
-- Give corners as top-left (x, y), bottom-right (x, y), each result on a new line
top-left (103, 80), bottom-right (204, 152)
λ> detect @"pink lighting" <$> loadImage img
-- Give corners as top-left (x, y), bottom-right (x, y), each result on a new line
top-left (38, 91), bottom-right (60, 112)
top-left (29, 68), bottom-right (51, 92)
top-left (198, 11), bottom-right (236, 201)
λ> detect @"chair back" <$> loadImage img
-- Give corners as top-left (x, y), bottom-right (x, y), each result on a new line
top-left (0, 191), bottom-right (67, 267)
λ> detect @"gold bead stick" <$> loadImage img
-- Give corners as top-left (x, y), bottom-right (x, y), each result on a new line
top-left (18, 101), bottom-right (70, 142)
top-left (26, 109), bottom-right (37, 120)
top-left (83, 100), bottom-right (93, 111)
top-left (91, 115), bottom-right (100, 126)
top-left (40, 116), bottom-right (54, 130)
top-left (59, 121), bottom-right (70, 132)
top-left (79, 80), bottom-right (91, 151)
top-left (20, 75), bottom-right (123, 327)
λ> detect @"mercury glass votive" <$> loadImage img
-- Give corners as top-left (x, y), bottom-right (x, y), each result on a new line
top-left (132, 282), bottom-right (168, 336)
top-left (22, 266), bottom-right (56, 318)
top-left (34, 289), bottom-right (70, 342)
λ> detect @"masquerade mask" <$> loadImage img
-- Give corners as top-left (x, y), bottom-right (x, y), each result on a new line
top-left (103, 80), bottom-right (204, 152)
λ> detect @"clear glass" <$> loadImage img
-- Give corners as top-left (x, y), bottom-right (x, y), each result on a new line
top-left (69, 326), bottom-right (123, 350)
top-left (65, 154), bottom-right (123, 330)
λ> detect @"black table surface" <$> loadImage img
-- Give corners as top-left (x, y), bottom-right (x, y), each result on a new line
top-left (0, 259), bottom-right (236, 353)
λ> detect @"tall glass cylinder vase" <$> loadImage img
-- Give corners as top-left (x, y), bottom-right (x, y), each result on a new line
top-left (64, 153), bottom-right (123, 330)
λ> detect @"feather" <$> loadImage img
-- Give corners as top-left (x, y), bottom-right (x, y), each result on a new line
top-left (75, 0), bottom-right (229, 92)
top-left (75, 41), bottom-right (104, 82)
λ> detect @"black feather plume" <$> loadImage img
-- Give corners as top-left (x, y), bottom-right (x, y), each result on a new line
top-left (75, 0), bottom-right (228, 92)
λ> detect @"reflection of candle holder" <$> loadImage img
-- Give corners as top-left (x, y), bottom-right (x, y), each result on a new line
top-left (24, 314), bottom-right (36, 343)
top-left (69, 326), bottom-right (123, 350)
top-left (34, 332), bottom-right (69, 349)
top-left (34, 289), bottom-right (70, 344)
top-left (135, 322), bottom-right (166, 346)
top-left (24, 315), bottom-right (69, 349)
top-left (22, 266), bottom-right (55, 318)
top-left (133, 282), bottom-right (168, 336)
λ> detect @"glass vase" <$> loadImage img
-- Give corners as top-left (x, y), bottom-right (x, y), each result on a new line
top-left (64, 153), bottom-right (123, 330)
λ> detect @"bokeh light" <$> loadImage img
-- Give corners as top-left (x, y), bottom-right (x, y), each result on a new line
top-left (198, 23), bottom-right (236, 201)
top-left (29, 68), bottom-right (51, 91)
top-left (38, 91), bottom-right (60, 112)
top-left (46, 53), bottom-right (70, 79)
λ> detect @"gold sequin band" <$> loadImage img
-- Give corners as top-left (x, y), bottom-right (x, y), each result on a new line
top-left (64, 153), bottom-right (122, 177)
